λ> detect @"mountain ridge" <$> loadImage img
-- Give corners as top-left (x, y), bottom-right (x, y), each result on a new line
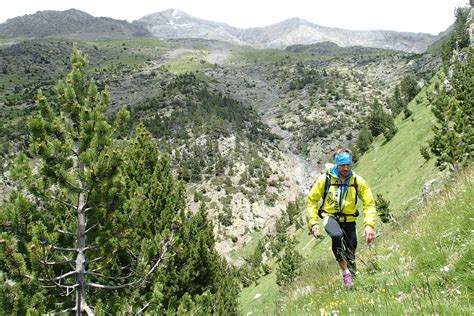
top-left (136, 9), bottom-right (439, 53)
top-left (0, 8), bottom-right (150, 39)
top-left (0, 8), bottom-right (442, 53)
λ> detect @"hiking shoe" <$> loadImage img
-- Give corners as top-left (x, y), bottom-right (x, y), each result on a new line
top-left (342, 272), bottom-right (354, 288)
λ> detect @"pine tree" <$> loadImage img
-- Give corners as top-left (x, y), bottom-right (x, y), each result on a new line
top-left (383, 119), bottom-right (398, 141)
top-left (441, 7), bottom-right (471, 64)
top-left (399, 76), bottom-right (419, 107)
top-left (375, 193), bottom-right (394, 223)
top-left (356, 126), bottom-right (373, 154)
top-left (388, 84), bottom-right (403, 115)
top-left (155, 204), bottom-right (239, 314)
top-left (368, 99), bottom-right (397, 141)
top-left (430, 48), bottom-right (474, 170)
top-left (1, 43), bottom-right (136, 314)
top-left (276, 238), bottom-right (303, 287)
top-left (453, 8), bottom-right (470, 50)
top-left (285, 200), bottom-right (301, 226)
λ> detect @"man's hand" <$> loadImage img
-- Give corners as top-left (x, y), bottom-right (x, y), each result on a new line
top-left (363, 226), bottom-right (376, 244)
top-left (311, 224), bottom-right (320, 238)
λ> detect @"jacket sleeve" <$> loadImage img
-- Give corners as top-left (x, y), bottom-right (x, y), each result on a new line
top-left (357, 176), bottom-right (377, 229)
top-left (307, 174), bottom-right (326, 227)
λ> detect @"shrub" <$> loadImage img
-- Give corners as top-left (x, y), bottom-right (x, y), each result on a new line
top-left (420, 145), bottom-right (431, 162)
top-left (375, 193), bottom-right (394, 223)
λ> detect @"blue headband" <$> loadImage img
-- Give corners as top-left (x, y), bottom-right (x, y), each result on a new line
top-left (335, 152), bottom-right (352, 165)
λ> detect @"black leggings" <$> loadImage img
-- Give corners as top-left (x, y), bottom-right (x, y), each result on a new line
top-left (323, 216), bottom-right (357, 269)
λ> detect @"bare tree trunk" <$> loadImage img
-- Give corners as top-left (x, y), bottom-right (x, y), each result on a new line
top-left (76, 191), bottom-right (93, 316)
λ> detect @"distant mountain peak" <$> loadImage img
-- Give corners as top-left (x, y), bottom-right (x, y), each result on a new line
top-left (0, 8), bottom-right (150, 39)
top-left (279, 17), bottom-right (312, 25)
top-left (135, 9), bottom-right (438, 53)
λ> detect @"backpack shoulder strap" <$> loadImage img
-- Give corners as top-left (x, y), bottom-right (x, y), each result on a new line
top-left (323, 173), bottom-right (331, 200)
top-left (318, 173), bottom-right (331, 219)
top-left (354, 175), bottom-right (358, 205)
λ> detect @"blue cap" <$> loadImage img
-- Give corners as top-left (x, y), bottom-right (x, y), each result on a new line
top-left (335, 152), bottom-right (352, 165)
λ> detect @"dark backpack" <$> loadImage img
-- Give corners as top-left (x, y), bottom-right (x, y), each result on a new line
top-left (317, 173), bottom-right (359, 221)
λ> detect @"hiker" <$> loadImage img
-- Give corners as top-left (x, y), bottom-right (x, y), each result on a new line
top-left (307, 147), bottom-right (376, 288)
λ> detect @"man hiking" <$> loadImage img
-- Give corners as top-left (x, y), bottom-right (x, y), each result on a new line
top-left (307, 147), bottom-right (376, 288)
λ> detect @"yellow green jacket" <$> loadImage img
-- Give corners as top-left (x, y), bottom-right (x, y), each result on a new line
top-left (307, 164), bottom-right (376, 228)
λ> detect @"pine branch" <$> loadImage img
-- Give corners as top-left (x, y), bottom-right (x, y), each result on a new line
top-left (56, 228), bottom-right (76, 236)
top-left (85, 223), bottom-right (97, 234)
top-left (52, 307), bottom-right (76, 315)
top-left (62, 254), bottom-right (76, 270)
top-left (52, 246), bottom-right (78, 252)
top-left (40, 258), bottom-right (75, 266)
top-left (136, 302), bottom-right (151, 315)
top-left (40, 280), bottom-right (79, 291)
top-left (40, 269), bottom-right (77, 281)
top-left (83, 245), bottom-right (99, 252)
top-left (86, 270), bottom-right (136, 280)
top-left (87, 237), bottom-right (173, 290)
top-left (85, 256), bottom-right (103, 264)
top-left (48, 195), bottom-right (77, 210)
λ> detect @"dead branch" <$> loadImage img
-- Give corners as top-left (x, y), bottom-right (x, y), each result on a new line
top-left (85, 223), bottom-right (97, 234)
top-left (85, 256), bottom-right (103, 264)
top-left (52, 246), bottom-right (78, 252)
top-left (42, 269), bottom-right (77, 281)
top-left (40, 258), bottom-right (75, 265)
top-left (57, 228), bottom-right (76, 236)
top-left (137, 302), bottom-right (151, 315)
top-left (86, 270), bottom-right (135, 280)
top-left (39, 279), bottom-right (79, 290)
top-left (62, 254), bottom-right (76, 270)
top-left (83, 245), bottom-right (99, 252)
top-left (87, 237), bottom-right (173, 290)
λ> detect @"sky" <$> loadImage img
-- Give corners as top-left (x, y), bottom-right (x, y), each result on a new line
top-left (0, 0), bottom-right (470, 35)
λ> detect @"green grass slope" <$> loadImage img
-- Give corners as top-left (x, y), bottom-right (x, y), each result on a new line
top-left (354, 77), bottom-right (443, 212)
top-left (239, 71), bottom-right (473, 315)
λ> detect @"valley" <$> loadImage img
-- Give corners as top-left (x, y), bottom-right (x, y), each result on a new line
top-left (0, 5), bottom-right (472, 315)
top-left (0, 37), bottom-right (441, 258)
